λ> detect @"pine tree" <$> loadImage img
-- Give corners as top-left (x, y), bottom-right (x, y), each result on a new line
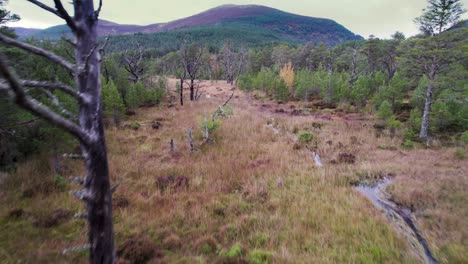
top-left (415, 0), bottom-right (466, 36)
top-left (102, 79), bottom-right (125, 124)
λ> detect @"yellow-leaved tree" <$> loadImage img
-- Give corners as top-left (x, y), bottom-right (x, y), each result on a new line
top-left (279, 62), bottom-right (295, 92)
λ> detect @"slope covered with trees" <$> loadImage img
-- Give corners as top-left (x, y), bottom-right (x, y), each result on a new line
top-left (15, 4), bottom-right (362, 48)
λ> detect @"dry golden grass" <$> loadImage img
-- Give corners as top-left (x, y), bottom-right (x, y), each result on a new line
top-left (0, 79), bottom-right (466, 263)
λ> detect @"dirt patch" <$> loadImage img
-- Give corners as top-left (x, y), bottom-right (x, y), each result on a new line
top-left (34, 209), bottom-right (72, 228)
top-left (117, 236), bottom-right (162, 264)
top-left (113, 194), bottom-right (130, 209)
top-left (290, 109), bottom-right (304, 116)
top-left (336, 153), bottom-right (356, 164)
top-left (156, 175), bottom-right (189, 193)
top-left (247, 159), bottom-right (271, 169)
top-left (8, 208), bottom-right (25, 219)
top-left (152, 121), bottom-right (162, 130)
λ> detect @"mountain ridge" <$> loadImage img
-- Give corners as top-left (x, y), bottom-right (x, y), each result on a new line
top-left (13, 4), bottom-right (362, 46)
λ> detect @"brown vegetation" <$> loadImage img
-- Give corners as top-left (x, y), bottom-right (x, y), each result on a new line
top-left (0, 80), bottom-right (466, 263)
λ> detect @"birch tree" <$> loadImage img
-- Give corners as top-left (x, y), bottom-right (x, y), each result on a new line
top-left (0, 1), bottom-right (115, 263)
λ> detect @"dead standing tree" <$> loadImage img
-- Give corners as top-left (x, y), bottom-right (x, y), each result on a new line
top-left (0, 0), bottom-right (115, 263)
top-left (122, 42), bottom-right (145, 83)
top-left (220, 42), bottom-right (247, 85)
top-left (182, 43), bottom-right (205, 101)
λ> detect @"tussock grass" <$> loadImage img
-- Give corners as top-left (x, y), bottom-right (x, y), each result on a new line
top-left (0, 80), bottom-right (466, 263)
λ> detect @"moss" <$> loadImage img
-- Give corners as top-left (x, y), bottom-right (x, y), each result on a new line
top-left (219, 243), bottom-right (244, 258)
top-left (297, 131), bottom-right (313, 144)
top-left (248, 250), bottom-right (272, 264)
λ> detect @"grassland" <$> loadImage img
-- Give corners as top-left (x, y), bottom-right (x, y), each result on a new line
top-left (0, 80), bottom-right (466, 263)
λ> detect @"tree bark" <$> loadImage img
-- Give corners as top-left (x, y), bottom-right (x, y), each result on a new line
top-left (419, 82), bottom-right (434, 141)
top-left (1, 1), bottom-right (115, 262)
top-left (190, 79), bottom-right (194, 101)
top-left (180, 78), bottom-right (184, 106)
top-left (74, 1), bottom-right (115, 263)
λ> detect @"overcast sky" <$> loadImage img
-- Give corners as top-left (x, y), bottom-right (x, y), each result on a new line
top-left (6, 0), bottom-right (468, 39)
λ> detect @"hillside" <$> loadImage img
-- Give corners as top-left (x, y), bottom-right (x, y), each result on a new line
top-left (448, 19), bottom-right (468, 31)
top-left (14, 5), bottom-right (362, 47)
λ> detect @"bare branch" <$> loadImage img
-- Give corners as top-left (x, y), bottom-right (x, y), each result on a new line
top-left (74, 212), bottom-right (88, 219)
top-left (21, 80), bottom-right (86, 103)
top-left (84, 43), bottom-right (100, 71)
top-left (0, 54), bottom-right (90, 145)
top-left (62, 244), bottom-right (91, 255)
top-left (212, 91), bottom-right (234, 120)
top-left (36, 88), bottom-right (77, 120)
top-left (71, 189), bottom-right (94, 201)
top-left (26, 0), bottom-right (62, 18)
top-left (0, 34), bottom-right (75, 74)
top-left (69, 176), bottom-right (85, 185)
top-left (63, 153), bottom-right (84, 159)
top-left (53, 0), bottom-right (78, 32)
top-left (95, 0), bottom-right (103, 18)
top-left (26, 1), bottom-right (78, 32)
top-left (0, 117), bottom-right (40, 129)
top-left (98, 36), bottom-right (110, 62)
top-left (111, 183), bottom-right (120, 193)
top-left (61, 36), bottom-right (77, 48)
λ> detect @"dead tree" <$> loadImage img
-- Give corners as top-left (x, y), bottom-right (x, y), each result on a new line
top-left (182, 44), bottom-right (205, 101)
top-left (0, 1), bottom-right (115, 263)
top-left (220, 42), bottom-right (247, 85)
top-left (122, 42), bottom-right (145, 83)
top-left (176, 66), bottom-right (186, 106)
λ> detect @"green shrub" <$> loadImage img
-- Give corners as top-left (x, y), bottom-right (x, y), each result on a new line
top-left (54, 175), bottom-right (67, 191)
top-left (274, 78), bottom-right (289, 103)
top-left (387, 117), bottom-right (402, 129)
top-left (408, 109), bottom-right (422, 132)
top-left (455, 147), bottom-right (465, 160)
top-left (377, 100), bottom-right (393, 123)
top-left (403, 128), bottom-right (417, 142)
top-left (102, 79), bottom-right (125, 123)
top-left (238, 73), bottom-right (256, 91)
top-left (130, 122), bottom-right (140, 130)
top-left (460, 131), bottom-right (468, 144)
top-left (249, 250), bottom-right (272, 264)
top-left (402, 139), bottom-right (414, 149)
top-left (298, 131), bottom-right (314, 144)
top-left (220, 243), bottom-right (244, 258)
top-left (200, 118), bottom-right (222, 137)
top-left (125, 85), bottom-right (139, 111)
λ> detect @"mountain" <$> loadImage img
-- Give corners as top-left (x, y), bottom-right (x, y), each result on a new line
top-left (11, 27), bottom-right (41, 37)
top-left (448, 20), bottom-right (468, 31)
top-left (14, 4), bottom-right (362, 47)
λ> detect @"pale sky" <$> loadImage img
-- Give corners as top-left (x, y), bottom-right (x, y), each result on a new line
top-left (6, 0), bottom-right (468, 39)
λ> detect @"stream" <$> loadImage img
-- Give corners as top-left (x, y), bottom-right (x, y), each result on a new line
top-left (354, 178), bottom-right (438, 264)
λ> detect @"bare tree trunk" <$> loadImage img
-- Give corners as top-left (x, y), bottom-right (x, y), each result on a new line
top-left (74, 2), bottom-right (115, 263)
top-left (190, 79), bottom-right (194, 101)
top-left (419, 82), bottom-right (434, 141)
top-left (180, 78), bottom-right (184, 106)
top-left (0, 1), bottom-right (114, 262)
